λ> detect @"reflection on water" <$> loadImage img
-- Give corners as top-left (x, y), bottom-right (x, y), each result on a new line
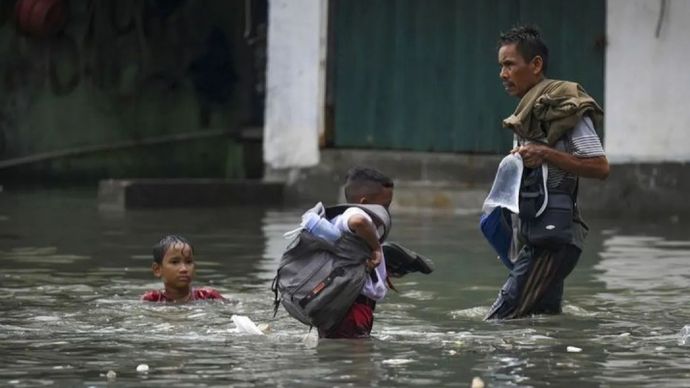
top-left (596, 235), bottom-right (690, 292)
top-left (1, 190), bottom-right (690, 387)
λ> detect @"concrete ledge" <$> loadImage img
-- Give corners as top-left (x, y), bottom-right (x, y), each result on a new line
top-left (579, 162), bottom-right (690, 218)
top-left (319, 149), bottom-right (503, 183)
top-left (386, 181), bottom-right (487, 215)
top-left (98, 179), bottom-right (284, 210)
top-left (265, 149), bottom-right (502, 206)
top-left (388, 163), bottom-right (690, 218)
top-left (267, 150), bottom-right (690, 218)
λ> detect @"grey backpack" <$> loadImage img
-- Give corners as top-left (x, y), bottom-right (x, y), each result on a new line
top-left (271, 203), bottom-right (391, 332)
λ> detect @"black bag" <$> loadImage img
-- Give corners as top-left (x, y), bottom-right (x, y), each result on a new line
top-left (520, 191), bottom-right (574, 248)
top-left (519, 167), bottom-right (576, 248)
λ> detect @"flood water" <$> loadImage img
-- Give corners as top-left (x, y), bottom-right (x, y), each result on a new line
top-left (1, 189), bottom-right (690, 387)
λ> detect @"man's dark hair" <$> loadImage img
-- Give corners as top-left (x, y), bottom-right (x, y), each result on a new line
top-left (152, 235), bottom-right (193, 264)
top-left (344, 166), bottom-right (394, 202)
top-left (498, 25), bottom-right (549, 74)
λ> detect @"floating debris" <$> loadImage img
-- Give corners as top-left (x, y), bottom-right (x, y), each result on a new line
top-left (106, 370), bottom-right (117, 380)
top-left (678, 325), bottom-right (690, 345)
top-left (231, 315), bottom-right (264, 335)
top-left (302, 330), bottom-right (319, 348)
top-left (471, 376), bottom-right (485, 388)
top-left (567, 346), bottom-right (583, 353)
top-left (256, 323), bottom-right (271, 334)
top-left (136, 364), bottom-right (149, 373)
top-left (382, 359), bottom-right (414, 366)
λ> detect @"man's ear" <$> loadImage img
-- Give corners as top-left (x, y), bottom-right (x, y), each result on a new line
top-left (152, 263), bottom-right (161, 278)
top-left (531, 55), bottom-right (544, 75)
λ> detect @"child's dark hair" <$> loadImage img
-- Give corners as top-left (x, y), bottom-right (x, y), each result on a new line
top-left (152, 235), bottom-right (193, 264)
top-left (344, 166), bottom-right (394, 202)
top-left (498, 25), bottom-right (549, 74)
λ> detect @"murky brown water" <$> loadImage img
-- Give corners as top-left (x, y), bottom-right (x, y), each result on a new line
top-left (1, 189), bottom-right (690, 387)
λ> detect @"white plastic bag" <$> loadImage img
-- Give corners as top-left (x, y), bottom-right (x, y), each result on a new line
top-left (482, 154), bottom-right (524, 215)
top-left (231, 315), bottom-right (265, 336)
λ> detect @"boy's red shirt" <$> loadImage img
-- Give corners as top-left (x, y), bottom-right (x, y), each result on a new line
top-left (141, 288), bottom-right (224, 302)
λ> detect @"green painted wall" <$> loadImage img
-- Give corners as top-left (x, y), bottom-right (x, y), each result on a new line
top-left (332, 0), bottom-right (605, 153)
top-left (0, 0), bottom-right (267, 181)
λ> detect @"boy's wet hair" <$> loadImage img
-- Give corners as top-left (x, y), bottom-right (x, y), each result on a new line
top-left (498, 25), bottom-right (549, 74)
top-left (152, 235), bottom-right (194, 264)
top-left (344, 166), bottom-right (394, 202)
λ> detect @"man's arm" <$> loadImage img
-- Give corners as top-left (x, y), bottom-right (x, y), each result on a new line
top-left (347, 214), bottom-right (383, 270)
top-left (516, 143), bottom-right (610, 180)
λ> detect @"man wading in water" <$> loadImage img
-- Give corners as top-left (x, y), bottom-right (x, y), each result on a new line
top-left (485, 25), bottom-right (609, 320)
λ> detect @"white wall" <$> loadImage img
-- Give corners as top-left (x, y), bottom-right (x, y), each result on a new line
top-left (263, 0), bottom-right (328, 169)
top-left (606, 0), bottom-right (690, 163)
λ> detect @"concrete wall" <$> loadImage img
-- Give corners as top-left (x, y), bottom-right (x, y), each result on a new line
top-left (264, 0), bottom-right (327, 169)
top-left (0, 1), bottom-right (262, 181)
top-left (606, 0), bottom-right (690, 163)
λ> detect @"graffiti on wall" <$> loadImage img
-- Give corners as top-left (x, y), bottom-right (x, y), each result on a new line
top-left (0, 0), bottom-right (261, 160)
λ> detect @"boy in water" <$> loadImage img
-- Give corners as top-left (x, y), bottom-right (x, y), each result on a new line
top-left (141, 235), bottom-right (224, 302)
top-left (318, 167), bottom-right (394, 339)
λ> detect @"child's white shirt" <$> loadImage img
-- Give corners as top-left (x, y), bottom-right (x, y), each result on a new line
top-left (330, 207), bottom-right (388, 301)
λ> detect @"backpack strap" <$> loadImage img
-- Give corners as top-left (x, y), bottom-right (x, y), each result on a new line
top-left (324, 204), bottom-right (391, 242)
top-left (271, 275), bottom-right (280, 317)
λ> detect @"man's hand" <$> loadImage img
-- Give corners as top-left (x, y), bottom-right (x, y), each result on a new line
top-left (513, 143), bottom-right (550, 168)
top-left (366, 249), bottom-right (383, 270)
top-left (511, 143), bottom-right (610, 179)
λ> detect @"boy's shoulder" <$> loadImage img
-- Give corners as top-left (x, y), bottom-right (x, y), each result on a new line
top-left (193, 288), bottom-right (224, 300)
top-left (141, 290), bottom-right (167, 302)
top-left (140, 288), bottom-right (224, 302)
top-left (331, 206), bottom-right (373, 232)
top-left (336, 207), bottom-right (373, 222)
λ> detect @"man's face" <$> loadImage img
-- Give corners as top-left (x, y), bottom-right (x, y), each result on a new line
top-left (498, 43), bottom-right (543, 98)
top-left (153, 243), bottom-right (195, 290)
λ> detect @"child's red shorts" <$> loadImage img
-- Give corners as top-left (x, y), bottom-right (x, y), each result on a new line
top-left (319, 295), bottom-right (376, 339)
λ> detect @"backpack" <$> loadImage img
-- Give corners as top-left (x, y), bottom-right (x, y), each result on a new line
top-left (271, 203), bottom-right (391, 332)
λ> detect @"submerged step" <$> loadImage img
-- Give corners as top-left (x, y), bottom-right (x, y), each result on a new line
top-left (98, 179), bottom-right (284, 210)
top-left (334, 180), bottom-right (488, 215)
top-left (391, 181), bottom-right (488, 214)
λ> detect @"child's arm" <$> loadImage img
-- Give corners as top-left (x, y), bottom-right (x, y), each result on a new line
top-left (347, 214), bottom-right (382, 270)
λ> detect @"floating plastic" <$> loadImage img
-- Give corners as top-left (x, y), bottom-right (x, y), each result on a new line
top-left (231, 315), bottom-right (265, 336)
top-left (302, 330), bottom-right (319, 348)
top-left (679, 325), bottom-right (690, 345)
top-left (382, 359), bottom-right (414, 366)
top-left (471, 377), bottom-right (485, 388)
